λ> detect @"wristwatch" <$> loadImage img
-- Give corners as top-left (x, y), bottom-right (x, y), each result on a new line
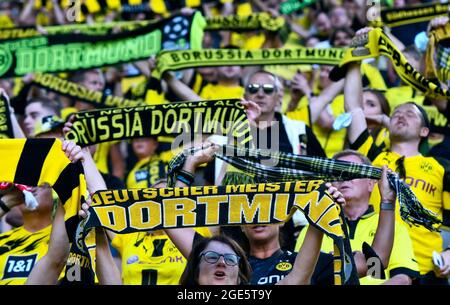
top-left (380, 201), bottom-right (394, 211)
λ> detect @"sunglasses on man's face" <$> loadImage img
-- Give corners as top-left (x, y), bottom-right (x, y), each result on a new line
top-left (200, 251), bottom-right (240, 266)
top-left (246, 83), bottom-right (277, 95)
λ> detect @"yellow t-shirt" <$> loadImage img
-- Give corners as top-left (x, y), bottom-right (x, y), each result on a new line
top-left (199, 83), bottom-right (244, 100)
top-left (126, 156), bottom-right (168, 189)
top-left (0, 14), bottom-right (14, 28)
top-left (93, 141), bottom-right (114, 174)
top-left (373, 127), bottom-right (390, 149)
top-left (112, 228), bottom-right (211, 285)
top-left (286, 94), bottom-right (346, 158)
top-left (286, 104), bottom-right (311, 126)
top-left (361, 63), bottom-right (387, 91)
top-left (0, 226), bottom-right (51, 285)
top-left (385, 86), bottom-right (424, 112)
top-left (295, 207), bottom-right (419, 284)
top-left (351, 130), bottom-right (450, 274)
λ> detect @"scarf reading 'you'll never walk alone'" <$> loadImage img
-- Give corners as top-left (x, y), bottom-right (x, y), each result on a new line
top-left (64, 99), bottom-right (253, 147)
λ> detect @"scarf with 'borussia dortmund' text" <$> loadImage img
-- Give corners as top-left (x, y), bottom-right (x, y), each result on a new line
top-left (0, 12), bottom-right (205, 78)
top-left (154, 47), bottom-right (345, 78)
top-left (64, 99), bottom-right (253, 148)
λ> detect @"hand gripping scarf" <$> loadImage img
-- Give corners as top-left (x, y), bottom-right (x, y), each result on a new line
top-left (167, 148), bottom-right (363, 285)
top-left (425, 23), bottom-right (450, 88)
top-left (80, 180), bottom-right (352, 285)
top-left (64, 99), bottom-right (253, 148)
top-left (0, 138), bottom-right (91, 283)
top-left (329, 27), bottom-right (450, 100)
top-left (168, 145), bottom-right (441, 232)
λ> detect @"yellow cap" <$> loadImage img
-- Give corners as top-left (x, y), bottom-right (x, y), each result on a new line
top-left (34, 115), bottom-right (64, 137)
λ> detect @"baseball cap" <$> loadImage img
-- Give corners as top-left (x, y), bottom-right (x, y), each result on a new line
top-left (34, 115), bottom-right (65, 137)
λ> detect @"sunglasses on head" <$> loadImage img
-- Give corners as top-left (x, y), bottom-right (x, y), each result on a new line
top-left (200, 251), bottom-right (240, 266)
top-left (246, 83), bottom-right (277, 95)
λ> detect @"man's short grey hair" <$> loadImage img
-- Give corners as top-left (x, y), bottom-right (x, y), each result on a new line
top-left (246, 70), bottom-right (282, 91)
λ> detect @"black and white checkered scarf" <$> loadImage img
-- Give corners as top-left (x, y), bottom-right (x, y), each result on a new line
top-left (168, 145), bottom-right (441, 232)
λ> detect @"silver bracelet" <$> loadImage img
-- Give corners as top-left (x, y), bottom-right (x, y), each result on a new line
top-left (380, 202), bottom-right (394, 211)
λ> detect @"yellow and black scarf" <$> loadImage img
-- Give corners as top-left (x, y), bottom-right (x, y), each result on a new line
top-left (0, 12), bottom-right (205, 78)
top-left (32, 73), bottom-right (145, 109)
top-left (372, 2), bottom-right (450, 28)
top-left (154, 47), bottom-right (345, 78)
top-left (425, 23), bottom-right (450, 87)
top-left (0, 138), bottom-right (91, 283)
top-left (80, 180), bottom-right (354, 284)
top-left (64, 99), bottom-right (253, 147)
top-left (330, 28), bottom-right (450, 99)
top-left (0, 94), bottom-right (13, 139)
top-left (0, 12), bottom-right (285, 40)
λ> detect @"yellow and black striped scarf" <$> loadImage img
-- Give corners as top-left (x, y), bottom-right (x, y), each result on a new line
top-left (0, 138), bottom-right (90, 283)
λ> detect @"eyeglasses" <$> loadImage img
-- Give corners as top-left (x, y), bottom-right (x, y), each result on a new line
top-left (200, 251), bottom-right (240, 266)
top-left (246, 83), bottom-right (277, 95)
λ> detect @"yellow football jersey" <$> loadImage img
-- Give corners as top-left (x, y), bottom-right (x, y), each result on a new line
top-left (112, 228), bottom-right (211, 285)
top-left (0, 226), bottom-right (51, 285)
top-left (286, 94), bottom-right (347, 158)
top-left (93, 141), bottom-right (120, 174)
top-left (295, 207), bottom-right (419, 284)
top-left (351, 131), bottom-right (450, 274)
top-left (126, 156), bottom-right (167, 189)
top-left (199, 84), bottom-right (245, 101)
top-left (385, 86), bottom-right (424, 112)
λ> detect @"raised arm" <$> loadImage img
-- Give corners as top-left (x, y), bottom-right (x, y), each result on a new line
top-left (370, 166), bottom-right (396, 271)
top-left (277, 225), bottom-right (324, 285)
top-left (310, 79), bottom-right (345, 124)
top-left (278, 184), bottom-right (345, 285)
top-left (94, 228), bottom-right (122, 284)
top-left (51, 0), bottom-right (67, 25)
top-left (62, 139), bottom-right (122, 284)
top-left (344, 61), bottom-right (367, 144)
top-left (164, 143), bottom-right (219, 258)
top-left (19, 0), bottom-right (35, 26)
top-left (26, 201), bottom-right (69, 285)
top-left (162, 72), bottom-right (202, 101)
